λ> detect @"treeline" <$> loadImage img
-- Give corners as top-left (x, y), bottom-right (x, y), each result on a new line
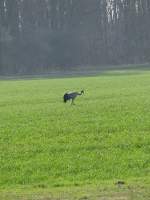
top-left (0, 0), bottom-right (150, 75)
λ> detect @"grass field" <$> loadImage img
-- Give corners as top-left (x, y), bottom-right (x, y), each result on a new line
top-left (0, 69), bottom-right (150, 199)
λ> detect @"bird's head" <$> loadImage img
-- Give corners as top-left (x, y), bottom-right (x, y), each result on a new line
top-left (81, 90), bottom-right (84, 94)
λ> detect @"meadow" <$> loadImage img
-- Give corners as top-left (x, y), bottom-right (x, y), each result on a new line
top-left (0, 69), bottom-right (150, 199)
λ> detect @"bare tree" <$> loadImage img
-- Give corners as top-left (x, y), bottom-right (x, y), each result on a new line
top-left (0, 0), bottom-right (150, 75)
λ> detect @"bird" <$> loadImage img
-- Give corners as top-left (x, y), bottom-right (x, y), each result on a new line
top-left (63, 90), bottom-right (84, 105)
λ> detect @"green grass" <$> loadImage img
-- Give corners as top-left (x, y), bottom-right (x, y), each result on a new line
top-left (0, 69), bottom-right (150, 199)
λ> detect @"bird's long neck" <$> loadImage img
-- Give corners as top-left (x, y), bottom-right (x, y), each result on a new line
top-left (77, 91), bottom-right (83, 95)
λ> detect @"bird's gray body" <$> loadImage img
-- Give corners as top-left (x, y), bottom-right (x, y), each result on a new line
top-left (63, 90), bottom-right (84, 104)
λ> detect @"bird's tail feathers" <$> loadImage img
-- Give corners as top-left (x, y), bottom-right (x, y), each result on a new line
top-left (64, 93), bottom-right (68, 103)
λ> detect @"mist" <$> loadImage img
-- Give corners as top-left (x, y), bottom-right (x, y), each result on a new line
top-left (0, 0), bottom-right (150, 76)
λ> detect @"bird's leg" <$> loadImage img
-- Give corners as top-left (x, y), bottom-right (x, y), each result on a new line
top-left (71, 99), bottom-right (75, 105)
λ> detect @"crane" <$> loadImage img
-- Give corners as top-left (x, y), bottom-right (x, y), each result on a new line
top-left (63, 90), bottom-right (84, 105)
